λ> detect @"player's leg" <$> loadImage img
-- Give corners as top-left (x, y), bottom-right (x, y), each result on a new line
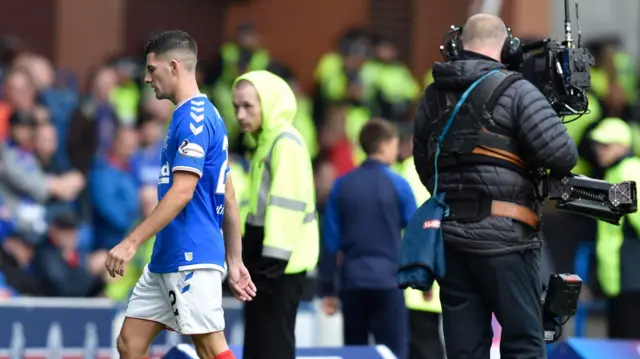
top-left (191, 332), bottom-right (233, 359)
top-left (163, 269), bottom-right (233, 359)
top-left (119, 265), bottom-right (178, 359)
top-left (117, 317), bottom-right (165, 359)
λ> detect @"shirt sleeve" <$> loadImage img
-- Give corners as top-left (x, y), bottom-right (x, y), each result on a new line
top-left (322, 179), bottom-right (342, 253)
top-left (172, 116), bottom-right (211, 178)
top-left (388, 171), bottom-right (417, 227)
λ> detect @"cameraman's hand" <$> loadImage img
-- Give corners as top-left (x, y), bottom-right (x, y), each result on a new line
top-left (423, 290), bottom-right (434, 302)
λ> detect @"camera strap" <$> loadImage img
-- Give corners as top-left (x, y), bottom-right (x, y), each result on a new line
top-left (432, 68), bottom-right (501, 199)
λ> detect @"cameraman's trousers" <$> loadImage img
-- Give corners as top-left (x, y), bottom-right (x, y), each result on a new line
top-left (439, 248), bottom-right (546, 359)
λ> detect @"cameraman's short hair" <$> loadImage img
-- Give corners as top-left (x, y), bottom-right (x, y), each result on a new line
top-left (461, 14), bottom-right (508, 48)
top-left (144, 30), bottom-right (198, 71)
top-left (359, 118), bottom-right (398, 155)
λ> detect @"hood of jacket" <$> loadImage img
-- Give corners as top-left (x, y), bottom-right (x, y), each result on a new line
top-left (233, 70), bottom-right (297, 143)
top-left (432, 51), bottom-right (506, 91)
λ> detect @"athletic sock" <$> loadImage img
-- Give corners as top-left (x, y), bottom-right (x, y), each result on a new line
top-left (214, 350), bottom-right (236, 359)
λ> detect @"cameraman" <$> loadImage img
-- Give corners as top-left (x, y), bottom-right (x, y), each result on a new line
top-left (413, 14), bottom-right (577, 359)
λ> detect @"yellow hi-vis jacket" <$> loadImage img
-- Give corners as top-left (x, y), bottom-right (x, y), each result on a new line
top-left (234, 71), bottom-right (319, 275)
top-left (393, 156), bottom-right (442, 313)
top-left (597, 156), bottom-right (640, 297)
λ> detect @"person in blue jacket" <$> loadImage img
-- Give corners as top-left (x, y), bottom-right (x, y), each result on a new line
top-left (89, 126), bottom-right (140, 250)
top-left (320, 118), bottom-right (415, 359)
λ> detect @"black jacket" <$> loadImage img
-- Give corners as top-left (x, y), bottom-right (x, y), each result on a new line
top-left (0, 249), bottom-right (45, 296)
top-left (32, 241), bottom-right (103, 297)
top-left (414, 52), bottom-right (578, 254)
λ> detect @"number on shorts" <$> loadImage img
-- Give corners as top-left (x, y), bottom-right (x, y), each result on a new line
top-left (168, 290), bottom-right (179, 316)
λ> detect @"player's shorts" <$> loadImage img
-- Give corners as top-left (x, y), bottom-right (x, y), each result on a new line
top-left (125, 265), bottom-right (225, 335)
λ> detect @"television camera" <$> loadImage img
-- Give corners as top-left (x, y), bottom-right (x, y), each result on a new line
top-left (536, 172), bottom-right (636, 342)
top-left (440, 0), bottom-right (594, 118)
top-left (437, 0), bottom-right (638, 343)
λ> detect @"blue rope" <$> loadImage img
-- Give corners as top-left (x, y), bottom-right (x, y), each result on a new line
top-left (431, 69), bottom-right (501, 210)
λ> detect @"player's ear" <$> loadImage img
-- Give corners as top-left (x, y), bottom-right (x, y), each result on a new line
top-left (170, 59), bottom-right (179, 75)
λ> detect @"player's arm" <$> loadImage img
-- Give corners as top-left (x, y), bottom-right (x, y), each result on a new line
top-left (125, 171), bottom-right (198, 247)
top-left (127, 117), bottom-right (211, 248)
top-left (223, 175), bottom-right (242, 263)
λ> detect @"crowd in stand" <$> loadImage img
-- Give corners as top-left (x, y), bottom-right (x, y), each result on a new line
top-left (0, 25), bottom-right (425, 301)
top-left (0, 23), bottom-right (637, 307)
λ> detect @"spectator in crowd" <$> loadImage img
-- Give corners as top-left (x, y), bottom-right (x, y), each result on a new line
top-left (130, 95), bottom-right (170, 187)
top-left (2, 68), bottom-right (37, 112)
top-left (369, 36), bottom-right (420, 122)
top-left (32, 212), bottom-right (105, 297)
top-left (0, 35), bottom-right (23, 83)
top-left (34, 122), bottom-right (86, 218)
top-left (0, 232), bottom-right (44, 297)
top-left (27, 54), bottom-right (79, 163)
top-left (284, 69), bottom-right (319, 160)
top-left (108, 57), bottom-right (142, 125)
top-left (0, 192), bottom-right (44, 297)
top-left (313, 29), bottom-right (372, 128)
top-left (104, 185), bottom-right (156, 301)
top-left (0, 68), bottom-right (37, 140)
top-left (212, 22), bottom-right (272, 151)
top-left (320, 104), bottom-right (356, 177)
top-left (0, 111), bottom-right (74, 241)
top-left (89, 126), bottom-right (140, 250)
top-left (67, 66), bottom-right (119, 174)
top-left (588, 118), bottom-right (640, 339)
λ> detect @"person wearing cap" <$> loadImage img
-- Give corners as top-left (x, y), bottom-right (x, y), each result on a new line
top-left (589, 117), bottom-right (640, 339)
top-left (32, 212), bottom-right (105, 297)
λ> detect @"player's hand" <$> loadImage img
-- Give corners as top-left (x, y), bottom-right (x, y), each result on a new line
top-left (105, 239), bottom-right (138, 278)
top-left (227, 261), bottom-right (257, 302)
top-left (322, 297), bottom-right (339, 315)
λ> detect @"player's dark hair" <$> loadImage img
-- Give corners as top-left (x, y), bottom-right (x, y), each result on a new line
top-left (359, 118), bottom-right (398, 155)
top-left (144, 30), bottom-right (198, 58)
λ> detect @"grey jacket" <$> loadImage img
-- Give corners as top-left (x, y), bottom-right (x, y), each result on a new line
top-left (0, 144), bottom-right (49, 238)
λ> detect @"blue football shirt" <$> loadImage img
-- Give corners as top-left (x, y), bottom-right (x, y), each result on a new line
top-left (148, 94), bottom-right (230, 273)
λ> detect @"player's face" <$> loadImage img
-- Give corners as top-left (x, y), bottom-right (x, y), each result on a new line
top-left (145, 52), bottom-right (175, 100)
top-left (233, 83), bottom-right (262, 133)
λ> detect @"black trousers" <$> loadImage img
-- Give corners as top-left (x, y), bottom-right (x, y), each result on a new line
top-left (409, 310), bottom-right (445, 359)
top-left (340, 289), bottom-right (409, 359)
top-left (608, 292), bottom-right (640, 339)
top-left (439, 248), bottom-right (546, 359)
top-left (243, 272), bottom-right (306, 359)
